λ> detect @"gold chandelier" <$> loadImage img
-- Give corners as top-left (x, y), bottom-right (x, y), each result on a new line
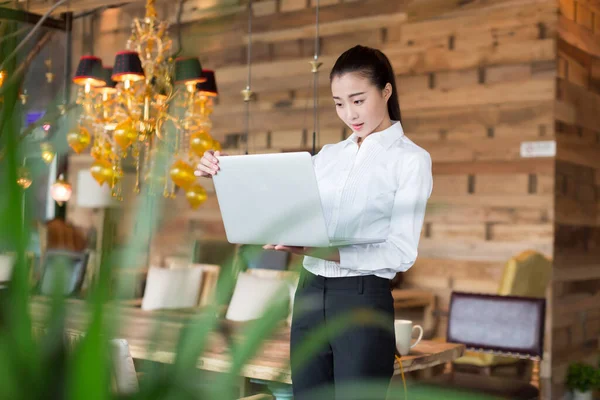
top-left (69, 0), bottom-right (220, 209)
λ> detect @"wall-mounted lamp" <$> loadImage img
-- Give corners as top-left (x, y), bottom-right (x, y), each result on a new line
top-left (50, 173), bottom-right (72, 206)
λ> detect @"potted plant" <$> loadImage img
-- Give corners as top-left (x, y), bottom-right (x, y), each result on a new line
top-left (565, 362), bottom-right (600, 400)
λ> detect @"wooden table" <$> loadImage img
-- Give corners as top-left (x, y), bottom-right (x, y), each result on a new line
top-left (126, 330), bottom-right (464, 385)
top-left (30, 296), bottom-right (464, 386)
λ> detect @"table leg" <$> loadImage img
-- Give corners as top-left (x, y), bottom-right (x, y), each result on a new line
top-left (266, 382), bottom-right (293, 400)
top-left (423, 295), bottom-right (436, 338)
top-left (249, 379), bottom-right (293, 400)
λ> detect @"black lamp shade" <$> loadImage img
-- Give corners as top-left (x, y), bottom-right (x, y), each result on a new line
top-left (174, 57), bottom-right (205, 85)
top-left (196, 69), bottom-right (218, 97)
top-left (73, 56), bottom-right (105, 87)
top-left (112, 51), bottom-right (145, 82)
top-left (98, 67), bottom-right (117, 93)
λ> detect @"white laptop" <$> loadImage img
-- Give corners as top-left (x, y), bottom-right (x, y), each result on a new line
top-left (212, 152), bottom-right (386, 248)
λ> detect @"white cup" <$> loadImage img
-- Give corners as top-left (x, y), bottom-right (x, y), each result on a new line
top-left (394, 319), bottom-right (423, 356)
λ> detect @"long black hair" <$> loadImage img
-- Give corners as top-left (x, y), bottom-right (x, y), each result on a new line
top-left (329, 45), bottom-right (402, 124)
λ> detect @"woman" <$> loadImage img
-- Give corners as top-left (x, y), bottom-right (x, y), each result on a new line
top-left (196, 45), bottom-right (432, 399)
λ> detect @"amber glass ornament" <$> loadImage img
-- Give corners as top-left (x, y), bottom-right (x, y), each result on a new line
top-left (113, 119), bottom-right (138, 150)
top-left (169, 159), bottom-right (196, 189)
top-left (67, 127), bottom-right (91, 154)
top-left (190, 130), bottom-right (214, 157)
top-left (90, 159), bottom-right (116, 186)
top-left (186, 183), bottom-right (207, 209)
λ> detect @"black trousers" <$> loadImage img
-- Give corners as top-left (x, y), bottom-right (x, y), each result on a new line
top-left (290, 268), bottom-right (396, 400)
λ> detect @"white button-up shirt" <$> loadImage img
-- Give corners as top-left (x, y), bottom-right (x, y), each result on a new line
top-left (303, 121), bottom-right (433, 279)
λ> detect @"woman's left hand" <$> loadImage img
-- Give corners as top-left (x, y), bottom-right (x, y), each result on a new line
top-left (263, 245), bottom-right (340, 263)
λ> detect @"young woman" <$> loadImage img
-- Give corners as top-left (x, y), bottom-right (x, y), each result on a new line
top-left (196, 45), bottom-right (432, 400)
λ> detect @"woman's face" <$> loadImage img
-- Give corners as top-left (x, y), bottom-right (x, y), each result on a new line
top-left (331, 72), bottom-right (392, 139)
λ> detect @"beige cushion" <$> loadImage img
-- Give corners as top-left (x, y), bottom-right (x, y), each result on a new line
top-left (452, 351), bottom-right (519, 367)
top-left (141, 266), bottom-right (203, 311)
top-left (0, 254), bottom-right (15, 282)
top-left (225, 272), bottom-right (291, 322)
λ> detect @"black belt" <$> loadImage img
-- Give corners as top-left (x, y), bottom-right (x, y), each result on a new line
top-left (300, 268), bottom-right (391, 293)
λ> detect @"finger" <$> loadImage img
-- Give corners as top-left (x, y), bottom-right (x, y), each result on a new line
top-left (194, 169), bottom-right (209, 178)
top-left (204, 150), bottom-right (218, 163)
top-left (263, 245), bottom-right (275, 250)
top-left (195, 164), bottom-right (215, 176)
top-left (194, 165), bottom-right (210, 176)
top-left (200, 156), bottom-right (215, 166)
top-left (198, 160), bottom-right (215, 172)
top-left (275, 245), bottom-right (300, 253)
top-left (199, 157), bottom-right (220, 174)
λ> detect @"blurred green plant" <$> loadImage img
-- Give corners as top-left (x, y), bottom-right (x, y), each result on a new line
top-left (565, 362), bottom-right (600, 393)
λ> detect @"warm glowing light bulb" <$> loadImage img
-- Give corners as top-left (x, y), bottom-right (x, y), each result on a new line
top-left (50, 174), bottom-right (72, 205)
top-left (40, 142), bottom-right (55, 164)
top-left (16, 167), bottom-right (32, 189)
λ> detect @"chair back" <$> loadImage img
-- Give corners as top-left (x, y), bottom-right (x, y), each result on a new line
top-left (44, 219), bottom-right (88, 252)
top-left (38, 250), bottom-right (89, 296)
top-left (497, 250), bottom-right (551, 297)
top-left (193, 239), bottom-right (237, 267)
top-left (238, 245), bottom-right (290, 270)
top-left (446, 292), bottom-right (545, 359)
top-left (191, 263), bottom-right (221, 307)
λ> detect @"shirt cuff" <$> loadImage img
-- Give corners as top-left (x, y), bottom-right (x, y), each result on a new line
top-left (338, 246), bottom-right (359, 268)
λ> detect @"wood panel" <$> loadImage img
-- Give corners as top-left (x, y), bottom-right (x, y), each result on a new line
top-left (553, 0), bottom-right (600, 383)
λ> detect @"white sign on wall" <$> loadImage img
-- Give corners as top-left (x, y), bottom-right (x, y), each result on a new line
top-left (520, 141), bottom-right (556, 158)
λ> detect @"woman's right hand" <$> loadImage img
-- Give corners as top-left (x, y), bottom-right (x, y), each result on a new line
top-left (195, 150), bottom-right (224, 178)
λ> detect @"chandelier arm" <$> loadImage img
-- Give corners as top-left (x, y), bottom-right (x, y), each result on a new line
top-left (153, 114), bottom-right (181, 143)
top-left (115, 103), bottom-right (135, 121)
top-left (133, 19), bottom-right (143, 42)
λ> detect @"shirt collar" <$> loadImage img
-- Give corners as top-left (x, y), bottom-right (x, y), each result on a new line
top-left (345, 121), bottom-right (405, 149)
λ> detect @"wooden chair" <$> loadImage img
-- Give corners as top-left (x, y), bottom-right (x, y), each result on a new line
top-left (443, 250), bottom-right (551, 377)
top-left (109, 336), bottom-right (272, 399)
top-left (193, 239), bottom-right (238, 268)
top-left (419, 291), bottom-right (546, 399)
top-left (43, 218), bottom-right (88, 253)
top-left (238, 245), bottom-right (290, 271)
top-left (193, 263), bottom-right (221, 307)
top-left (110, 338), bottom-right (140, 395)
top-left (31, 327), bottom-right (140, 396)
top-left (37, 249), bottom-right (89, 297)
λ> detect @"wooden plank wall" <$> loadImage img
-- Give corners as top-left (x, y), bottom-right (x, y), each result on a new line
top-left (553, 0), bottom-right (600, 384)
top-left (69, 0), bottom-right (559, 377)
